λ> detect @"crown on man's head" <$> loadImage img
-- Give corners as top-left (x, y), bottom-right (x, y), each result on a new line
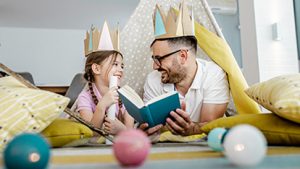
top-left (84, 21), bottom-right (119, 56)
top-left (153, 0), bottom-right (195, 40)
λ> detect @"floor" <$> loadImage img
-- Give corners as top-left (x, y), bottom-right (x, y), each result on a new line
top-left (1, 143), bottom-right (300, 169)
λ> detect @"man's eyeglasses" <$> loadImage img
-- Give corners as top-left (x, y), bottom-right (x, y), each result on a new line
top-left (152, 49), bottom-right (188, 67)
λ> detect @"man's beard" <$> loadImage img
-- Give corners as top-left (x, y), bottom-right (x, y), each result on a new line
top-left (160, 59), bottom-right (186, 84)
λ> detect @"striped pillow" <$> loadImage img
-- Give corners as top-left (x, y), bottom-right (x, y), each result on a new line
top-left (0, 76), bottom-right (69, 151)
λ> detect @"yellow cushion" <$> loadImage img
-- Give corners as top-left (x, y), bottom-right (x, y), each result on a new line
top-left (61, 136), bottom-right (106, 147)
top-left (201, 113), bottom-right (300, 145)
top-left (0, 76), bottom-right (70, 151)
top-left (159, 131), bottom-right (206, 142)
top-left (245, 74), bottom-right (300, 124)
top-left (41, 118), bottom-right (93, 147)
top-left (195, 22), bottom-right (261, 114)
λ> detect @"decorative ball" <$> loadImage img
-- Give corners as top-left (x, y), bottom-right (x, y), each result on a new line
top-left (223, 124), bottom-right (267, 167)
top-left (207, 127), bottom-right (227, 151)
top-left (3, 133), bottom-right (50, 169)
top-left (113, 129), bottom-right (151, 166)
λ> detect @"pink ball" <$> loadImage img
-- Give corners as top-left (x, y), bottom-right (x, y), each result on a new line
top-left (113, 129), bottom-right (151, 166)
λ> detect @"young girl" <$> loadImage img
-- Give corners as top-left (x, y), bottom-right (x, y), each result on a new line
top-left (76, 50), bottom-right (134, 135)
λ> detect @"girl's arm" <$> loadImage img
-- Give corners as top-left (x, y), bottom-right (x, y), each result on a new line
top-left (103, 111), bottom-right (134, 135)
top-left (79, 87), bottom-right (118, 128)
top-left (79, 105), bottom-right (106, 128)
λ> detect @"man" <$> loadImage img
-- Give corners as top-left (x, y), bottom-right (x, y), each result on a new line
top-left (140, 1), bottom-right (230, 136)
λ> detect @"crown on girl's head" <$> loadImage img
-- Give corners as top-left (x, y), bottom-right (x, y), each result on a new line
top-left (84, 21), bottom-right (120, 56)
top-left (153, 0), bottom-right (195, 40)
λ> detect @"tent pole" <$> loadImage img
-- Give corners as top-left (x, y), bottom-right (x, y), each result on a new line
top-left (199, 0), bottom-right (226, 40)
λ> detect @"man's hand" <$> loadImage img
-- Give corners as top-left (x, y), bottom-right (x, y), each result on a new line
top-left (138, 123), bottom-right (163, 143)
top-left (166, 108), bottom-right (197, 136)
top-left (138, 123), bottom-right (163, 135)
top-left (165, 100), bottom-right (193, 136)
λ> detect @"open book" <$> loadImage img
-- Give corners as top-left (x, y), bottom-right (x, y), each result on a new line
top-left (118, 85), bottom-right (181, 128)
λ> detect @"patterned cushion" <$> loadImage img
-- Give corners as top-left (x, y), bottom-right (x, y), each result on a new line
top-left (0, 76), bottom-right (69, 151)
top-left (245, 74), bottom-right (300, 123)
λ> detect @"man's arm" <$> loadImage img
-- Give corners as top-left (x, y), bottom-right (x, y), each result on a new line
top-left (199, 103), bottom-right (228, 122)
top-left (166, 62), bottom-right (230, 135)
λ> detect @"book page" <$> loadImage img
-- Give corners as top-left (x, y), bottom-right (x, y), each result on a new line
top-left (118, 85), bottom-right (144, 108)
top-left (146, 91), bottom-right (178, 106)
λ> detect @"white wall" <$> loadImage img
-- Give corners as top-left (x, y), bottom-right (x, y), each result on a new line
top-left (0, 27), bottom-right (85, 85)
top-left (0, 0), bottom-right (140, 86)
top-left (255, 0), bottom-right (298, 82)
top-left (239, 0), bottom-right (299, 85)
top-left (238, 0), bottom-right (260, 85)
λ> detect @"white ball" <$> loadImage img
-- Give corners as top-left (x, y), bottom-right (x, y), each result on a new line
top-left (223, 124), bottom-right (267, 167)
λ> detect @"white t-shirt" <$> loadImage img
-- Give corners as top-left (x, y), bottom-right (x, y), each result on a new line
top-left (143, 58), bottom-right (230, 122)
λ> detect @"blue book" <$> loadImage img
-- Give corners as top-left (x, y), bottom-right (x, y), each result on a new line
top-left (118, 85), bottom-right (181, 128)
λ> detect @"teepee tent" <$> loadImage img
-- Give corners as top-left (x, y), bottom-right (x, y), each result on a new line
top-left (120, 0), bottom-right (261, 114)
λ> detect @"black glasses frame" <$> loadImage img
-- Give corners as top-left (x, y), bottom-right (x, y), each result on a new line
top-left (152, 49), bottom-right (183, 67)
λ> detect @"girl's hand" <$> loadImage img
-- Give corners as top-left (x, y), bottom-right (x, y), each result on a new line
top-left (97, 87), bottom-right (119, 109)
top-left (103, 117), bottom-right (127, 135)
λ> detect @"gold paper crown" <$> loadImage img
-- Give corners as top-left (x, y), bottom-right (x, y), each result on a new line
top-left (84, 21), bottom-right (120, 56)
top-left (152, 0), bottom-right (195, 40)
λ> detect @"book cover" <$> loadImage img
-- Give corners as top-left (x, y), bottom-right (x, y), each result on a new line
top-left (118, 85), bottom-right (180, 128)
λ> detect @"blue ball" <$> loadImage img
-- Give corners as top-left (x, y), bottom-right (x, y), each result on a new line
top-left (3, 133), bottom-right (50, 169)
top-left (207, 128), bottom-right (227, 151)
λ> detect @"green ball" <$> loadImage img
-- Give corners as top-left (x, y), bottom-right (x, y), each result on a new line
top-left (3, 133), bottom-right (50, 169)
top-left (207, 128), bottom-right (227, 151)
